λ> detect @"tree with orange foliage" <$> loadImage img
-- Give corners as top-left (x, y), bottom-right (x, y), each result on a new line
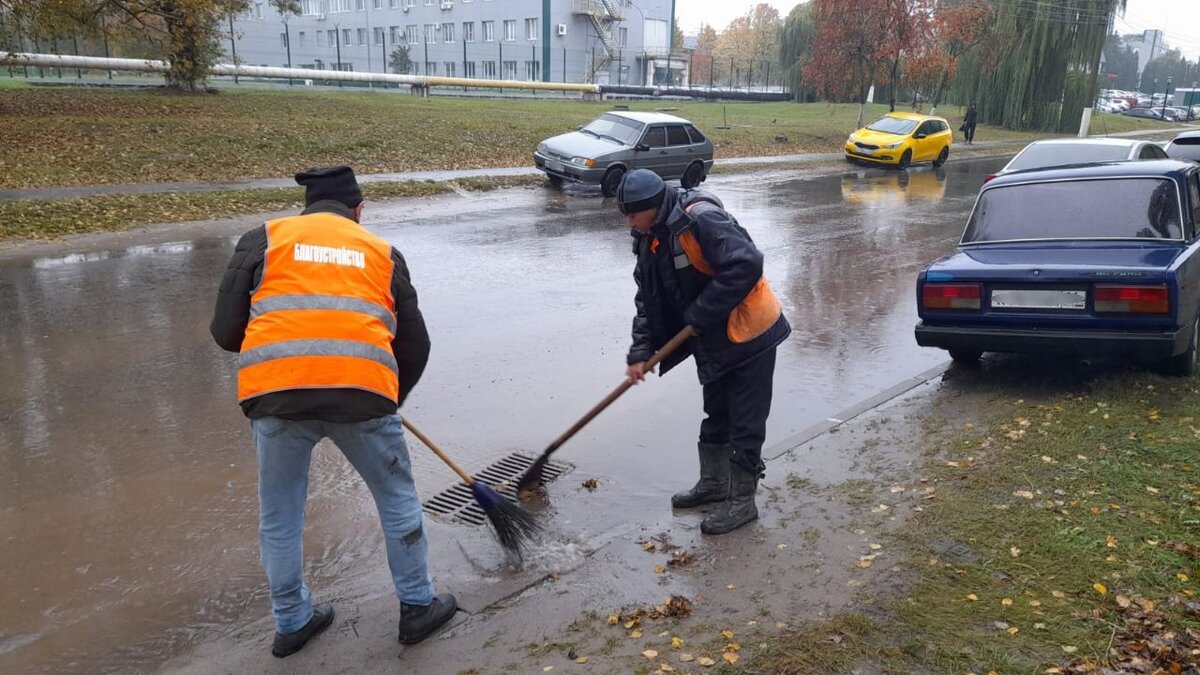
top-left (803, 0), bottom-right (897, 128)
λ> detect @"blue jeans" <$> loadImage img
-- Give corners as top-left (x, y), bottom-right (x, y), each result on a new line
top-left (251, 414), bottom-right (435, 634)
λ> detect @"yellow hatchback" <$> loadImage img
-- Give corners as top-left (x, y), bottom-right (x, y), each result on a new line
top-left (844, 112), bottom-right (953, 169)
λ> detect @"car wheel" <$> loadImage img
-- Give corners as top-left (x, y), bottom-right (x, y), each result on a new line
top-left (933, 147), bottom-right (949, 167)
top-left (898, 149), bottom-right (913, 170)
top-left (547, 174), bottom-right (564, 189)
top-left (601, 166), bottom-right (626, 198)
top-left (949, 349), bottom-right (982, 366)
top-left (1161, 319), bottom-right (1198, 377)
top-left (681, 161), bottom-right (705, 189)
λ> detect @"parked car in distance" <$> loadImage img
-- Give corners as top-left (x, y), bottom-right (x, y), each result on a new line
top-left (985, 138), bottom-right (1168, 183)
top-left (915, 160), bottom-right (1200, 376)
top-left (1122, 107), bottom-right (1164, 120)
top-left (534, 111), bottom-right (715, 197)
top-left (844, 112), bottom-right (953, 169)
top-left (1166, 130), bottom-right (1200, 163)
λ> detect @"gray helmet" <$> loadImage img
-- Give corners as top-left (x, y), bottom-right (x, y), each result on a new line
top-left (617, 169), bottom-right (666, 215)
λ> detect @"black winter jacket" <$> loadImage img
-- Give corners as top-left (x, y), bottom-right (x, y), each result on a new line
top-left (210, 200), bottom-right (431, 422)
top-left (628, 187), bottom-right (790, 385)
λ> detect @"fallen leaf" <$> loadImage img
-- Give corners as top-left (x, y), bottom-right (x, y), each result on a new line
top-left (697, 656), bottom-right (716, 667)
top-left (855, 560), bottom-right (872, 569)
top-left (642, 649), bottom-right (659, 659)
top-left (653, 565), bottom-right (666, 574)
top-left (1029, 600), bottom-right (1042, 607)
top-left (722, 651), bottom-right (739, 665)
top-left (1014, 490), bottom-right (1035, 499)
top-left (608, 613), bottom-right (619, 625)
top-left (725, 584), bottom-right (735, 591)
top-left (543, 668), bottom-right (554, 672)
top-left (642, 540), bottom-right (656, 552)
top-left (581, 478), bottom-right (599, 491)
top-left (1107, 534), bottom-right (1118, 549)
top-left (1061, 645), bottom-right (1078, 654)
top-left (671, 637), bottom-right (683, 649)
top-left (721, 629), bottom-right (734, 639)
top-left (679, 653), bottom-right (695, 662)
top-left (1115, 594), bottom-right (1132, 608)
top-left (1010, 546), bottom-right (1022, 557)
top-left (575, 656), bottom-right (589, 664)
top-left (1007, 626), bottom-right (1020, 635)
top-left (628, 629), bottom-right (643, 639)
top-left (1146, 485), bottom-right (1161, 494)
top-left (869, 543), bottom-right (883, 550)
top-left (1178, 572), bottom-right (1190, 582)
top-left (659, 665), bottom-right (675, 673)
top-left (966, 594), bottom-right (979, 601)
top-left (1002, 597), bottom-right (1013, 606)
top-left (1034, 622), bottom-right (1047, 629)
top-left (1093, 582), bottom-right (1108, 596)
top-left (1042, 455), bottom-right (1054, 463)
top-left (1052, 590), bottom-right (1067, 599)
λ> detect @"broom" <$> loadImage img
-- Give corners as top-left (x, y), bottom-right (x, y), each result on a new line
top-left (401, 418), bottom-right (540, 557)
top-left (517, 325), bottom-right (696, 494)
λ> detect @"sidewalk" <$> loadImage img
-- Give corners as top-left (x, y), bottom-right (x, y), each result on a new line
top-left (5, 126), bottom-right (1191, 203)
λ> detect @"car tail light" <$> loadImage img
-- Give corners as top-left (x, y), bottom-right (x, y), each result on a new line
top-left (922, 283), bottom-right (982, 310)
top-left (983, 174), bottom-right (997, 183)
top-left (1094, 284), bottom-right (1169, 314)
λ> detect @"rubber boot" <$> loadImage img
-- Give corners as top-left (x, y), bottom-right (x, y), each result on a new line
top-left (700, 463), bottom-right (759, 535)
top-left (399, 593), bottom-right (457, 645)
top-left (671, 442), bottom-right (731, 509)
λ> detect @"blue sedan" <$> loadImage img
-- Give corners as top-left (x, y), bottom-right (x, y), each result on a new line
top-left (915, 160), bottom-right (1200, 376)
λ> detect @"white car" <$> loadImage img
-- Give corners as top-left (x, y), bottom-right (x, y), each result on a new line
top-left (985, 138), bottom-right (1170, 183)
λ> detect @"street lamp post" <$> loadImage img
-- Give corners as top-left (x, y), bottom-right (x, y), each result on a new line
top-left (1161, 76), bottom-right (1172, 121)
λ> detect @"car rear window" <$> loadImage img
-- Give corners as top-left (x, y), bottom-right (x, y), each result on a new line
top-left (686, 125), bottom-right (707, 144)
top-left (1168, 137), bottom-right (1200, 162)
top-left (963, 178), bottom-right (1183, 243)
top-left (667, 125), bottom-right (691, 146)
top-left (1006, 143), bottom-right (1131, 171)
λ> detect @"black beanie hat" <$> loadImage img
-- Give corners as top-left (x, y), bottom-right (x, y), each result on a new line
top-left (617, 169), bottom-right (666, 215)
top-left (295, 165), bottom-right (364, 208)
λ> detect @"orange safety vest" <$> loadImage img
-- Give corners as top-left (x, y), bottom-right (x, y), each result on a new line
top-left (237, 212), bottom-right (399, 404)
top-left (676, 203), bottom-right (783, 344)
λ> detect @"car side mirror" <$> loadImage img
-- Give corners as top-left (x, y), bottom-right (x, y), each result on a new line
top-left (636, 143), bottom-right (650, 152)
top-left (914, 133), bottom-right (927, 140)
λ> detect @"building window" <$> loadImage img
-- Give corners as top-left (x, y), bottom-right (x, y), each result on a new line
top-left (329, 0), bottom-right (352, 12)
top-left (356, 0), bottom-right (365, 9)
top-left (444, 62), bottom-right (456, 77)
top-left (254, 3), bottom-right (264, 19)
top-left (503, 20), bottom-right (516, 42)
top-left (619, 27), bottom-right (627, 48)
top-left (389, 0), bottom-right (398, 8)
top-left (502, 60), bottom-right (517, 79)
top-left (374, 0), bottom-right (382, 8)
top-left (462, 22), bottom-right (474, 42)
top-left (464, 61), bottom-right (476, 77)
top-left (424, 24), bottom-right (437, 44)
top-left (482, 21), bottom-right (494, 42)
top-left (482, 60), bottom-right (495, 78)
top-left (404, 0), bottom-right (414, 7)
top-left (300, 0), bottom-right (320, 15)
top-left (525, 60), bottom-right (540, 80)
top-left (442, 23), bottom-right (454, 43)
top-left (329, 29), bottom-right (338, 46)
top-left (342, 29), bottom-right (352, 45)
top-left (405, 25), bottom-right (418, 45)
top-left (298, 31), bottom-right (306, 47)
top-left (425, 0), bottom-right (432, 5)
top-left (374, 27), bottom-right (385, 45)
top-left (316, 30), bottom-right (324, 47)
top-left (424, 61), bottom-right (436, 75)
top-left (357, 28), bottom-right (367, 45)
top-left (390, 26), bottom-right (401, 44)
top-left (525, 18), bottom-right (538, 41)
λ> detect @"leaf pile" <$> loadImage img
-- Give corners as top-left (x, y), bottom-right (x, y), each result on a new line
top-left (1059, 595), bottom-right (1200, 674)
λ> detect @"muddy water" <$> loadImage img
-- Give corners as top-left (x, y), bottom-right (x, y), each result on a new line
top-left (0, 156), bottom-right (1008, 672)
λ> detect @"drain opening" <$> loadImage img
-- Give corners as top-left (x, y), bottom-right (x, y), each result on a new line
top-left (422, 452), bottom-right (572, 526)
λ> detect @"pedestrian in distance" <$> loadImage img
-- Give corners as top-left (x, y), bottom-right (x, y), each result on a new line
top-left (210, 166), bottom-right (456, 658)
top-left (963, 103), bottom-right (979, 145)
top-left (618, 169), bottom-right (791, 535)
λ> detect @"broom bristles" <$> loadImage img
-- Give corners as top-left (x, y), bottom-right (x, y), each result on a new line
top-left (516, 454), bottom-right (549, 493)
top-left (471, 481), bottom-right (541, 557)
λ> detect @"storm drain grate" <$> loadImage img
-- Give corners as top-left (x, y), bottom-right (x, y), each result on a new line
top-left (422, 453), bottom-right (572, 526)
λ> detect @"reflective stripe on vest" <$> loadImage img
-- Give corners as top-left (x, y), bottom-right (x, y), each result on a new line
top-left (250, 294), bottom-right (398, 334)
top-left (238, 212), bottom-right (399, 403)
top-left (676, 224), bottom-right (782, 345)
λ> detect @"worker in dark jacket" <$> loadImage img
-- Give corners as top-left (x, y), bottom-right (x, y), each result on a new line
top-left (963, 103), bottom-right (978, 144)
top-left (211, 166), bottom-right (455, 657)
top-left (619, 169), bottom-right (790, 535)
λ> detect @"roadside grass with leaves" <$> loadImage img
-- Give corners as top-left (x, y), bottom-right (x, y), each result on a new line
top-left (0, 84), bottom-right (1170, 190)
top-left (740, 373), bottom-right (1200, 674)
top-left (0, 175), bottom-right (542, 239)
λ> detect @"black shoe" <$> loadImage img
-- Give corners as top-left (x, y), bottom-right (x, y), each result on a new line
top-left (399, 593), bottom-right (457, 645)
top-left (701, 463), bottom-right (759, 535)
top-left (272, 603), bottom-right (334, 658)
top-left (671, 442), bottom-right (731, 509)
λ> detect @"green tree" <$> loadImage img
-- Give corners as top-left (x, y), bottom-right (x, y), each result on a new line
top-left (779, 2), bottom-right (816, 101)
top-left (388, 44), bottom-right (412, 75)
top-left (1103, 33), bottom-right (1139, 91)
top-left (1, 0), bottom-right (297, 91)
top-left (1140, 49), bottom-right (1200, 96)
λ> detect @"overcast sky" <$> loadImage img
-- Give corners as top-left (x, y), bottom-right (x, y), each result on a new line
top-left (675, 0), bottom-right (1200, 60)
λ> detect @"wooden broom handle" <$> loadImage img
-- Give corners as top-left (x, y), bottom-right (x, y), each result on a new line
top-left (401, 418), bottom-right (474, 485)
top-left (545, 325), bottom-right (696, 451)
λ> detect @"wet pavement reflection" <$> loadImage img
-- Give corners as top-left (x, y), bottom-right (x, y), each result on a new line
top-left (1, 156), bottom-right (1009, 672)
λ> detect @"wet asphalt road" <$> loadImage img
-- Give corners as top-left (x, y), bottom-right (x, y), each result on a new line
top-left (0, 155), bottom-right (1008, 672)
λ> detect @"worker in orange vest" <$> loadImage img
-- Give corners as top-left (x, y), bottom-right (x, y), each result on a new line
top-left (618, 169), bottom-right (790, 535)
top-left (211, 166), bottom-right (455, 657)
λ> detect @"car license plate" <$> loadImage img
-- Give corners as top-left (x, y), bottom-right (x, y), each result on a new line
top-left (857, 148), bottom-right (875, 156)
top-left (991, 289), bottom-right (1086, 310)
top-left (546, 160), bottom-right (564, 172)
